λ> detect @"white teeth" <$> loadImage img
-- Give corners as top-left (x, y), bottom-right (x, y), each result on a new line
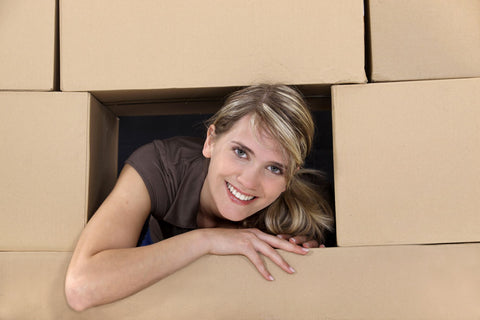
top-left (227, 182), bottom-right (255, 201)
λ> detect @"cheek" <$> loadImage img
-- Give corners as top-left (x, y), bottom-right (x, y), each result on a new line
top-left (216, 153), bottom-right (241, 174)
top-left (207, 154), bottom-right (235, 182)
top-left (265, 179), bottom-right (287, 199)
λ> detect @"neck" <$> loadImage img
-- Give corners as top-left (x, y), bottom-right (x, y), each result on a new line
top-left (196, 209), bottom-right (219, 228)
top-left (197, 178), bottom-right (216, 228)
top-left (197, 210), bottom-right (241, 229)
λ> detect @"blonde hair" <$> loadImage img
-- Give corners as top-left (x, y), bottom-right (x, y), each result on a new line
top-left (207, 84), bottom-right (334, 242)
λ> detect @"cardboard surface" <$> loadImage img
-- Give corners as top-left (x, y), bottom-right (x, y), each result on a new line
top-left (0, 92), bottom-right (118, 251)
top-left (87, 96), bottom-right (119, 218)
top-left (0, 0), bottom-right (57, 90)
top-left (332, 78), bottom-right (480, 246)
top-left (1, 244), bottom-right (479, 319)
top-left (60, 0), bottom-right (366, 104)
top-left (109, 96), bottom-right (331, 116)
top-left (367, 0), bottom-right (480, 82)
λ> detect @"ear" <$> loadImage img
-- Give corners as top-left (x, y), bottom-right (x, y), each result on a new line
top-left (202, 125), bottom-right (216, 158)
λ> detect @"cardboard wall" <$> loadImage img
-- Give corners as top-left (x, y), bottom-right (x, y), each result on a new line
top-left (1, 244), bottom-right (479, 319)
top-left (0, 0), bottom-right (57, 90)
top-left (0, 92), bottom-right (118, 251)
top-left (2, 1), bottom-right (480, 318)
top-left (332, 78), bottom-right (480, 246)
top-left (87, 96), bottom-right (119, 218)
top-left (367, 0), bottom-right (480, 82)
top-left (60, 0), bottom-right (367, 104)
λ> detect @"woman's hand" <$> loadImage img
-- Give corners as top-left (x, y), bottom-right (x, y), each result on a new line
top-left (276, 234), bottom-right (325, 248)
top-left (202, 228), bottom-right (310, 281)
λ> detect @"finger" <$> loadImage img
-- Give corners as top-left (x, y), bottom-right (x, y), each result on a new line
top-left (276, 234), bottom-right (291, 240)
top-left (288, 235), bottom-right (309, 245)
top-left (253, 239), bottom-right (296, 275)
top-left (302, 240), bottom-right (320, 248)
top-left (249, 229), bottom-right (309, 255)
top-left (243, 247), bottom-right (275, 281)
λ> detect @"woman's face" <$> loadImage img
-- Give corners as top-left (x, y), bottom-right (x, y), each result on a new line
top-left (201, 114), bottom-right (288, 222)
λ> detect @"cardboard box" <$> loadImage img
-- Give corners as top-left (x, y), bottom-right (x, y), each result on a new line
top-left (60, 0), bottom-right (367, 104)
top-left (0, 92), bottom-right (118, 251)
top-left (1, 244), bottom-right (479, 319)
top-left (0, 0), bottom-right (57, 90)
top-left (332, 78), bottom-right (480, 246)
top-left (367, 0), bottom-right (480, 82)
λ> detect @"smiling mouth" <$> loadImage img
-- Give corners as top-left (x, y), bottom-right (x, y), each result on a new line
top-left (226, 182), bottom-right (256, 201)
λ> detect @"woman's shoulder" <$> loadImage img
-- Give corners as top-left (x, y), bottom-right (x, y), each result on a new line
top-left (151, 136), bottom-right (204, 162)
top-left (155, 136), bottom-right (204, 151)
top-left (125, 136), bottom-right (204, 175)
top-left (125, 136), bottom-right (206, 215)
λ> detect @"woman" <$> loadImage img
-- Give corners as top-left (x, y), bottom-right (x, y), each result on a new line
top-left (65, 84), bottom-right (334, 311)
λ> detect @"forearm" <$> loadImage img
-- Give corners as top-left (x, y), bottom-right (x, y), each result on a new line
top-left (65, 229), bottom-right (208, 311)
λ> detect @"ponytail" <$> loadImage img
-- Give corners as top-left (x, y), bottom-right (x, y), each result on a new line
top-left (243, 169), bottom-right (334, 243)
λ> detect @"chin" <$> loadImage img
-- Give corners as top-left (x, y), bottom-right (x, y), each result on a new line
top-left (218, 207), bottom-right (252, 222)
top-left (221, 212), bottom-right (247, 222)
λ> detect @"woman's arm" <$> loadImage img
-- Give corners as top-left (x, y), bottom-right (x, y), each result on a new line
top-left (65, 164), bottom-right (211, 311)
top-left (65, 165), bottom-right (309, 311)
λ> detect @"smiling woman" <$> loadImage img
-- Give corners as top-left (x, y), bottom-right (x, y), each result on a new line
top-left (204, 85), bottom-right (334, 242)
top-left (64, 84), bottom-right (334, 311)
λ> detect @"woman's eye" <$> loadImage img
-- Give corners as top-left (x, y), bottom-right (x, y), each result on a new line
top-left (267, 165), bottom-right (283, 175)
top-left (234, 147), bottom-right (247, 158)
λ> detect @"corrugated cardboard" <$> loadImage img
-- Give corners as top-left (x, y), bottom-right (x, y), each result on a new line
top-left (332, 78), bottom-right (480, 246)
top-left (0, 0), bottom-right (57, 90)
top-left (367, 0), bottom-right (480, 82)
top-left (60, 0), bottom-right (367, 104)
top-left (1, 244), bottom-right (479, 319)
top-left (0, 92), bottom-right (118, 251)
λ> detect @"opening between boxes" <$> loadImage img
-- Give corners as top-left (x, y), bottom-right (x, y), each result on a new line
top-left (101, 94), bottom-right (337, 247)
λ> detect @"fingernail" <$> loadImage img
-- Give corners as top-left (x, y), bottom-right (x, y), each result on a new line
top-left (289, 266), bottom-right (296, 273)
top-left (268, 275), bottom-right (275, 281)
top-left (289, 238), bottom-right (296, 244)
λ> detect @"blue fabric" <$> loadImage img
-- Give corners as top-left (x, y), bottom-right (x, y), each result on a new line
top-left (139, 229), bottom-right (153, 246)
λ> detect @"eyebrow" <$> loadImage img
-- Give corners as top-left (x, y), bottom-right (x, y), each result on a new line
top-left (231, 141), bottom-right (286, 170)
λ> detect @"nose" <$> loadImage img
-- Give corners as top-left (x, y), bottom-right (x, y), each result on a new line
top-left (237, 164), bottom-right (261, 191)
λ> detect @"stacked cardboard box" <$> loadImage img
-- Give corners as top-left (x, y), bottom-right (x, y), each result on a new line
top-left (329, 2), bottom-right (480, 318)
top-left (59, 0), bottom-right (367, 104)
top-left (332, 78), bottom-right (480, 246)
top-left (2, 245), bottom-right (479, 319)
top-left (0, 0), bottom-right (57, 90)
top-left (366, 0), bottom-right (480, 82)
top-left (1, 0), bottom-right (480, 319)
top-left (0, 1), bottom-right (119, 318)
top-left (330, 0), bottom-right (480, 249)
top-left (0, 92), bottom-right (118, 251)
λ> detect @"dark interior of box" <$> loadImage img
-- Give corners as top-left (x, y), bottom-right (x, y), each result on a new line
top-left (118, 110), bottom-right (337, 246)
